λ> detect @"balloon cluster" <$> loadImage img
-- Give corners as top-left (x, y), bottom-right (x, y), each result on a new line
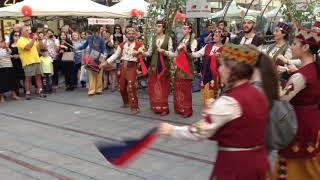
top-left (21, 5), bottom-right (33, 17)
top-left (130, 9), bottom-right (145, 17)
top-left (175, 12), bottom-right (186, 22)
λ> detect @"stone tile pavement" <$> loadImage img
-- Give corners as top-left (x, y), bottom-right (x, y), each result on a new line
top-left (0, 88), bottom-right (216, 180)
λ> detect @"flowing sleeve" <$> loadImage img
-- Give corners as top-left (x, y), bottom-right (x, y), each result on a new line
top-left (190, 39), bottom-right (198, 52)
top-left (107, 46), bottom-right (121, 64)
top-left (170, 96), bottom-right (242, 141)
top-left (144, 37), bottom-right (153, 57)
top-left (165, 38), bottom-right (175, 58)
top-left (280, 73), bottom-right (306, 101)
top-left (192, 46), bottom-right (206, 58)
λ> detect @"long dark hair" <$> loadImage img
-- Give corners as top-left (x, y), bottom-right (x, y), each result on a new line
top-left (113, 24), bottom-right (123, 35)
top-left (223, 48), bottom-right (279, 106)
top-left (302, 42), bottom-right (320, 79)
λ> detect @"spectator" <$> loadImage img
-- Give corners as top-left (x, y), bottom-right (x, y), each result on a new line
top-left (39, 49), bottom-right (53, 94)
top-left (58, 32), bottom-right (74, 91)
top-left (199, 22), bottom-right (215, 48)
top-left (110, 24), bottom-right (126, 45)
top-left (0, 40), bottom-right (20, 102)
top-left (78, 25), bottom-right (107, 96)
top-left (71, 32), bottom-right (83, 89)
top-left (102, 30), bottom-right (117, 91)
top-left (17, 25), bottom-right (46, 100)
top-left (44, 29), bottom-right (60, 91)
top-left (9, 31), bottom-right (25, 96)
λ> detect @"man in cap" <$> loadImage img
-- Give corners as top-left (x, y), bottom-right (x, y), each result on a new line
top-left (233, 15), bottom-right (264, 47)
top-left (100, 26), bottom-right (145, 114)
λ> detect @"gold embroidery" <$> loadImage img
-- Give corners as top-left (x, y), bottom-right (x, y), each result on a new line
top-left (291, 144), bottom-right (300, 152)
top-left (307, 144), bottom-right (315, 153)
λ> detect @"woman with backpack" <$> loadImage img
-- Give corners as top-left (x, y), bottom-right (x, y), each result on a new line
top-left (159, 43), bottom-right (279, 180)
top-left (273, 25), bottom-right (320, 180)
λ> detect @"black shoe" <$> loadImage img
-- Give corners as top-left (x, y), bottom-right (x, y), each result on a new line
top-left (39, 91), bottom-right (47, 98)
top-left (25, 94), bottom-right (31, 100)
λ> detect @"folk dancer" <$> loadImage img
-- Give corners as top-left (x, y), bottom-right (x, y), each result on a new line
top-left (142, 20), bottom-right (173, 116)
top-left (159, 43), bottom-right (279, 180)
top-left (192, 29), bottom-right (226, 106)
top-left (233, 16), bottom-right (264, 47)
top-left (168, 22), bottom-right (198, 118)
top-left (100, 27), bottom-right (145, 114)
top-left (273, 25), bottom-right (320, 180)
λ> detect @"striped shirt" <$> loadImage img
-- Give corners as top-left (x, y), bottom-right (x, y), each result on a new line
top-left (0, 48), bottom-right (12, 68)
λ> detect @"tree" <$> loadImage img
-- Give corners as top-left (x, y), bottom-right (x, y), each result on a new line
top-left (280, 0), bottom-right (317, 27)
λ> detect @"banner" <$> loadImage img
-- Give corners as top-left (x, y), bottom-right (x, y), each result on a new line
top-left (88, 18), bottom-right (115, 25)
top-left (186, 0), bottom-right (211, 18)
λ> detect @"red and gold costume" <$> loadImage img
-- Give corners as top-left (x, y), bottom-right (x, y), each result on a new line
top-left (169, 44), bottom-right (271, 179)
top-left (192, 43), bottom-right (222, 106)
top-left (145, 35), bottom-right (173, 115)
top-left (172, 38), bottom-right (197, 118)
top-left (107, 41), bottom-right (144, 112)
top-left (273, 27), bottom-right (320, 180)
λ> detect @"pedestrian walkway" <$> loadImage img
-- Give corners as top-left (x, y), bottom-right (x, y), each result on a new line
top-left (0, 88), bottom-right (216, 180)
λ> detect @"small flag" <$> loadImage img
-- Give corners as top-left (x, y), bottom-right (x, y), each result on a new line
top-left (174, 48), bottom-right (192, 77)
top-left (157, 53), bottom-right (166, 79)
top-left (138, 54), bottom-right (148, 76)
top-left (95, 128), bottom-right (158, 168)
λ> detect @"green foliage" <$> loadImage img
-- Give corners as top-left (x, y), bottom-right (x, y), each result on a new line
top-left (281, 0), bottom-right (317, 26)
top-left (144, 0), bottom-right (186, 48)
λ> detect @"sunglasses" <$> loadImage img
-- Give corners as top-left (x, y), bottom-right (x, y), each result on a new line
top-left (14, 34), bottom-right (20, 37)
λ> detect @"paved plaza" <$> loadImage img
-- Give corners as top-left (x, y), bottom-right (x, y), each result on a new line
top-left (0, 87), bottom-right (217, 180)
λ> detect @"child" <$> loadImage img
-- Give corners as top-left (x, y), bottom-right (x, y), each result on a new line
top-left (40, 49), bottom-right (54, 94)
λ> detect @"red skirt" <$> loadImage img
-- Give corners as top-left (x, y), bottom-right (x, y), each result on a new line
top-left (148, 75), bottom-right (170, 113)
top-left (210, 148), bottom-right (270, 180)
top-left (173, 79), bottom-right (193, 117)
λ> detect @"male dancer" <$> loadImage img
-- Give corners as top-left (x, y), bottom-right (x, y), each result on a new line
top-left (100, 27), bottom-right (145, 114)
top-left (233, 16), bottom-right (264, 47)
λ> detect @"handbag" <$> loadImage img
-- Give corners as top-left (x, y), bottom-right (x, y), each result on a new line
top-left (252, 81), bottom-right (297, 151)
top-left (83, 55), bottom-right (101, 73)
top-left (265, 100), bottom-right (297, 151)
top-left (61, 52), bottom-right (74, 62)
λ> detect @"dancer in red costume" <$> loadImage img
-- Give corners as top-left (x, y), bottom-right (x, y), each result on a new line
top-left (159, 43), bottom-right (279, 180)
top-left (142, 20), bottom-right (173, 116)
top-left (192, 29), bottom-right (226, 106)
top-left (273, 25), bottom-right (320, 180)
top-left (168, 22), bottom-right (197, 118)
top-left (100, 27), bottom-right (145, 114)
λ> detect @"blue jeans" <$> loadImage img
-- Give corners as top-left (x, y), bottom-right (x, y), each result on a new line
top-left (43, 73), bottom-right (52, 93)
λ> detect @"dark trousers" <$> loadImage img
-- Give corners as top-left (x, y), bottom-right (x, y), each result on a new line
top-left (52, 60), bottom-right (60, 86)
top-left (62, 61), bottom-right (74, 87)
top-left (43, 73), bottom-right (52, 93)
top-left (72, 63), bottom-right (82, 87)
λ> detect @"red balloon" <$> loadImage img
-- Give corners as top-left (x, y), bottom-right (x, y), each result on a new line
top-left (138, 10), bottom-right (144, 17)
top-left (130, 9), bottom-right (139, 17)
top-left (21, 5), bottom-right (33, 17)
top-left (175, 12), bottom-right (186, 21)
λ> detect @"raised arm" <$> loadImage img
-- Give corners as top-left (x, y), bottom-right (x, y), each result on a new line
top-left (280, 73), bottom-right (306, 101)
top-left (160, 96), bottom-right (241, 141)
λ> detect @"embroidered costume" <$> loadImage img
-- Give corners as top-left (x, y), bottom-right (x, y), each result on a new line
top-left (273, 27), bottom-right (320, 180)
top-left (107, 41), bottom-right (145, 113)
top-left (144, 35), bottom-right (173, 115)
top-left (192, 44), bottom-right (222, 106)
